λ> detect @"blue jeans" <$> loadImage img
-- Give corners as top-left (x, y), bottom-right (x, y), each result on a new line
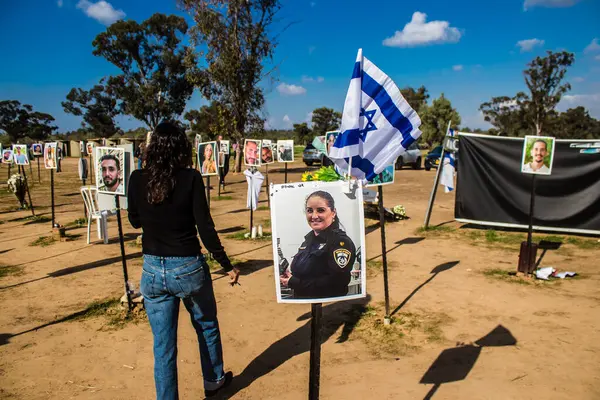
top-left (141, 254), bottom-right (225, 400)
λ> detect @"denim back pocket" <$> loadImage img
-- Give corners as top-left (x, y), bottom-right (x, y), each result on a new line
top-left (174, 259), bottom-right (206, 297)
top-left (140, 269), bottom-right (156, 298)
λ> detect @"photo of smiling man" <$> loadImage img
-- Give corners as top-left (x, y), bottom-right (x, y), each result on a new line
top-left (521, 136), bottom-right (555, 176)
top-left (244, 139), bottom-right (261, 167)
top-left (96, 147), bottom-right (125, 195)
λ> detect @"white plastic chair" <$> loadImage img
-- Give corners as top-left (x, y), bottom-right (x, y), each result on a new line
top-left (80, 186), bottom-right (115, 244)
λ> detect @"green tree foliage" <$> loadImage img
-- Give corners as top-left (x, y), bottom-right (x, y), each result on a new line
top-left (180, 0), bottom-right (281, 171)
top-left (479, 93), bottom-right (529, 137)
top-left (0, 100), bottom-right (57, 142)
top-left (401, 86), bottom-right (429, 114)
top-left (183, 102), bottom-right (232, 141)
top-left (420, 94), bottom-right (461, 146)
top-left (62, 82), bottom-right (121, 137)
top-left (311, 107), bottom-right (341, 136)
top-left (180, 1), bottom-right (279, 138)
top-left (550, 107), bottom-right (600, 139)
top-left (293, 122), bottom-right (312, 145)
top-left (523, 51), bottom-right (574, 136)
top-left (92, 13), bottom-right (200, 130)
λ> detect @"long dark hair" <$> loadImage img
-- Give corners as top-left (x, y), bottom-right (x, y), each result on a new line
top-left (306, 190), bottom-right (342, 231)
top-left (145, 121), bottom-right (192, 204)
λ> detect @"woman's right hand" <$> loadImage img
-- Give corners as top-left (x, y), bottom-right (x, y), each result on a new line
top-left (228, 267), bottom-right (240, 285)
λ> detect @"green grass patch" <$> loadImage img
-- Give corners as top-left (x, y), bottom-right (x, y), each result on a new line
top-left (482, 268), bottom-right (565, 287)
top-left (415, 225), bottom-right (456, 235)
top-left (261, 219), bottom-right (272, 228)
top-left (29, 236), bottom-right (56, 247)
top-left (565, 237), bottom-right (600, 250)
top-left (65, 218), bottom-right (87, 228)
top-left (257, 206), bottom-right (269, 211)
top-left (66, 298), bottom-right (147, 330)
top-left (226, 231), bottom-right (272, 242)
top-left (0, 264), bottom-right (24, 279)
top-left (204, 256), bottom-right (241, 272)
top-left (213, 195), bottom-right (233, 201)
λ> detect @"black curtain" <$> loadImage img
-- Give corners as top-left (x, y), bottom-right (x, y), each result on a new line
top-left (455, 134), bottom-right (600, 234)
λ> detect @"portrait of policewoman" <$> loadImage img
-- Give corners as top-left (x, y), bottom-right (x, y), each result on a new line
top-left (279, 190), bottom-right (356, 299)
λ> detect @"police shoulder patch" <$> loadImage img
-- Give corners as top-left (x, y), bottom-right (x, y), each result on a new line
top-left (333, 248), bottom-right (352, 268)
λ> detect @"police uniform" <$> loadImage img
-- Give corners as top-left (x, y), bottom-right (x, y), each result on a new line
top-left (288, 224), bottom-right (356, 299)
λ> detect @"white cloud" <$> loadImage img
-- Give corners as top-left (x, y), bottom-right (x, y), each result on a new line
top-left (452, 65), bottom-right (463, 71)
top-left (277, 83), bottom-right (306, 96)
top-left (559, 93), bottom-right (600, 118)
top-left (584, 38), bottom-right (600, 53)
top-left (301, 75), bottom-right (325, 83)
top-left (573, 77), bottom-right (585, 83)
top-left (306, 112), bottom-right (314, 128)
top-left (282, 115), bottom-right (293, 128)
top-left (283, 115), bottom-right (291, 123)
top-left (57, 0), bottom-right (63, 7)
top-left (524, 0), bottom-right (581, 10)
top-left (76, 0), bottom-right (125, 25)
top-left (308, 46), bottom-right (316, 55)
top-left (382, 12), bottom-right (461, 48)
top-left (516, 38), bottom-right (545, 52)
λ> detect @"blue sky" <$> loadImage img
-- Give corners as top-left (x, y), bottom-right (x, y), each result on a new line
top-left (0, 0), bottom-right (599, 133)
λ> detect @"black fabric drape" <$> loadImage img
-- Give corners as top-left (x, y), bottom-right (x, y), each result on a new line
top-left (455, 134), bottom-right (600, 233)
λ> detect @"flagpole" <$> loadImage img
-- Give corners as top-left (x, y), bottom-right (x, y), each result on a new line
top-left (423, 121), bottom-right (451, 229)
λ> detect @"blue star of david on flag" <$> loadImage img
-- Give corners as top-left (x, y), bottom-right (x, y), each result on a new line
top-left (359, 108), bottom-right (377, 141)
top-left (328, 48), bottom-right (423, 182)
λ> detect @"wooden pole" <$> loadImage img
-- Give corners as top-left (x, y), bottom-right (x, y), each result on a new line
top-left (309, 303), bottom-right (323, 400)
top-left (206, 176), bottom-right (211, 209)
top-left (51, 169), bottom-right (56, 227)
top-left (424, 121), bottom-right (452, 229)
top-left (284, 163), bottom-right (288, 183)
top-left (378, 186), bottom-right (391, 323)
top-left (265, 164), bottom-right (270, 208)
top-left (37, 157), bottom-right (41, 183)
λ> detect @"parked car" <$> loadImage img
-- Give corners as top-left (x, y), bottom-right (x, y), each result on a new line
top-left (424, 146), bottom-right (442, 171)
top-left (395, 142), bottom-right (422, 170)
top-left (424, 146), bottom-right (459, 171)
top-left (303, 143), bottom-right (323, 166)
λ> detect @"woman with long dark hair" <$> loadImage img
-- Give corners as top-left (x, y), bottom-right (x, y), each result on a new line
top-left (128, 121), bottom-right (239, 399)
top-left (279, 190), bottom-right (356, 299)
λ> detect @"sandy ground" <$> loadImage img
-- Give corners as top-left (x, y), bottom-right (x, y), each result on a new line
top-left (0, 157), bottom-right (599, 400)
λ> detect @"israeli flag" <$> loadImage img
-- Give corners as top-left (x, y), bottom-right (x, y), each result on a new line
top-left (439, 152), bottom-right (456, 193)
top-left (329, 49), bottom-right (422, 182)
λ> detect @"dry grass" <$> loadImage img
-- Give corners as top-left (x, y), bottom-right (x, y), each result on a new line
top-left (351, 302), bottom-right (453, 357)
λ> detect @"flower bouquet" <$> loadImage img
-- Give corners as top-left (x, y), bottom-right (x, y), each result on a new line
top-left (301, 166), bottom-right (343, 182)
top-left (7, 174), bottom-right (28, 208)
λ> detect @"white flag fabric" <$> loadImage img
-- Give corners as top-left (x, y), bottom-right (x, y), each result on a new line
top-left (329, 49), bottom-right (422, 182)
top-left (439, 152), bottom-right (456, 193)
top-left (244, 169), bottom-right (264, 210)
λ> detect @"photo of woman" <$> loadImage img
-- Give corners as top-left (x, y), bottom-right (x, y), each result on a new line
top-left (326, 131), bottom-right (339, 155)
top-left (44, 143), bottom-right (57, 169)
top-left (271, 181), bottom-right (366, 303)
top-left (2, 149), bottom-right (14, 164)
top-left (31, 143), bottom-right (43, 156)
top-left (198, 141), bottom-right (218, 176)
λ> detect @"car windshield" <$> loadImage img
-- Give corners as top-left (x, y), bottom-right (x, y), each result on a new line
top-left (430, 146), bottom-right (443, 155)
top-left (304, 143), bottom-right (316, 151)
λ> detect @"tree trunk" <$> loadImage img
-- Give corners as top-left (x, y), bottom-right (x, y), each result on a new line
top-left (234, 144), bottom-right (242, 173)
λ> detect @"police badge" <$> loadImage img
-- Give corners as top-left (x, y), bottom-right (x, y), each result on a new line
top-left (333, 248), bottom-right (351, 268)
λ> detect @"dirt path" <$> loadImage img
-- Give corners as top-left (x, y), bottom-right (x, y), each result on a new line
top-left (0, 158), bottom-right (598, 399)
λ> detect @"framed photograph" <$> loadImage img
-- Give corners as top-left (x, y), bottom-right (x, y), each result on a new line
top-left (12, 144), bottom-right (29, 165)
top-left (194, 134), bottom-right (202, 152)
top-left (244, 139), bottom-right (262, 167)
top-left (366, 163), bottom-right (396, 187)
top-left (261, 139), bottom-right (275, 164)
top-left (80, 141), bottom-right (86, 155)
top-left (96, 147), bottom-right (126, 195)
top-left (198, 141), bottom-right (219, 176)
top-left (218, 152), bottom-right (226, 167)
top-left (31, 143), bottom-right (43, 156)
top-left (44, 143), bottom-right (58, 169)
top-left (325, 131), bottom-right (339, 156)
top-left (270, 180), bottom-right (366, 304)
top-left (219, 140), bottom-right (230, 155)
top-left (2, 149), bottom-right (14, 164)
top-left (521, 136), bottom-right (555, 175)
top-left (277, 140), bottom-right (294, 163)
top-left (86, 142), bottom-right (95, 157)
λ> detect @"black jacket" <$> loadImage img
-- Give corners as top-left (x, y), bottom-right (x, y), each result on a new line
top-left (288, 224), bottom-right (356, 299)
